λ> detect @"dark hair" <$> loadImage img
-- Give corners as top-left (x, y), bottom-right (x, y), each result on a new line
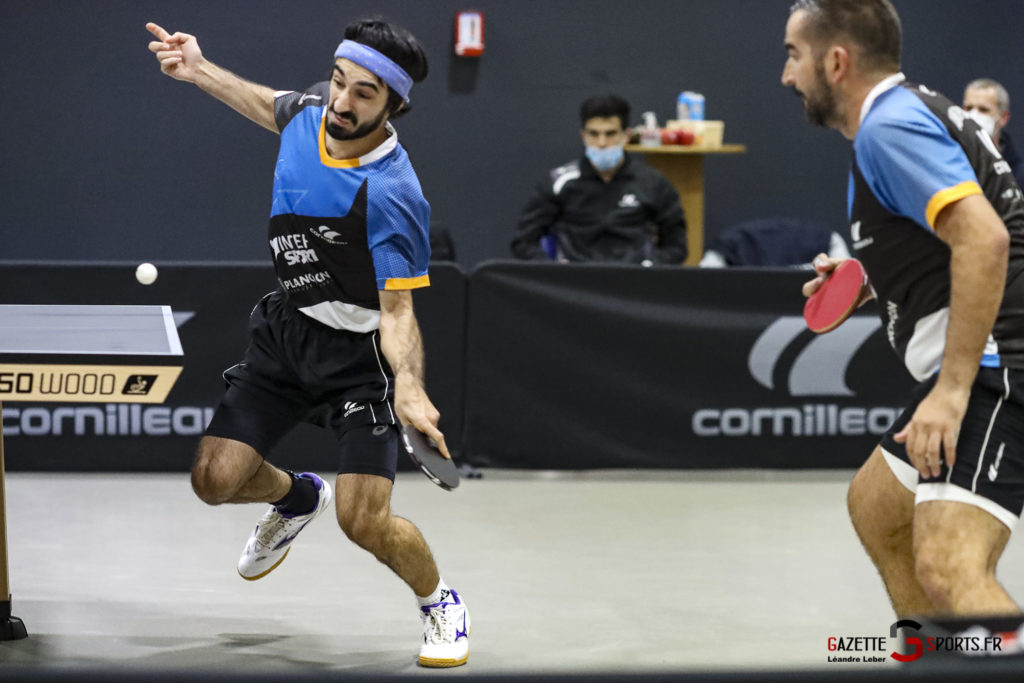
top-left (579, 94), bottom-right (631, 129)
top-left (342, 18), bottom-right (428, 119)
top-left (790, 0), bottom-right (901, 73)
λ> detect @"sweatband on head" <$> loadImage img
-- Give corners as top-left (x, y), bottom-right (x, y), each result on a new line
top-left (333, 40), bottom-right (413, 104)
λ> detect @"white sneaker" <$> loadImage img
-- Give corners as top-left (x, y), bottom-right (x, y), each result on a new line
top-left (237, 473), bottom-right (333, 581)
top-left (418, 589), bottom-right (470, 668)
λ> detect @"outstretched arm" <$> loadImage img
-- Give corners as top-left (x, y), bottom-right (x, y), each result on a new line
top-left (378, 290), bottom-right (451, 458)
top-left (146, 22), bottom-right (278, 133)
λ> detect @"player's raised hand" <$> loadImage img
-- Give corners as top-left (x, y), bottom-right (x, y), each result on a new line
top-left (146, 22), bottom-right (204, 82)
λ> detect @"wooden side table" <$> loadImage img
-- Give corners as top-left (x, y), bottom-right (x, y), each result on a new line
top-left (626, 144), bottom-right (747, 265)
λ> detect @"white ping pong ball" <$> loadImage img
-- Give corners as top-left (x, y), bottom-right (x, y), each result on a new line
top-left (135, 262), bottom-right (158, 285)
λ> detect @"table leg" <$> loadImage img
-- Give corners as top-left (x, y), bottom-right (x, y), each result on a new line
top-left (0, 401), bottom-right (28, 640)
top-left (640, 154), bottom-right (705, 266)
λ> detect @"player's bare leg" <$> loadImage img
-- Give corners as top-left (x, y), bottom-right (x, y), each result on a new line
top-left (848, 447), bottom-right (936, 616)
top-left (191, 435), bottom-right (292, 505)
top-left (913, 500), bottom-right (1019, 615)
top-left (335, 473), bottom-right (439, 595)
top-left (191, 435), bottom-right (335, 580)
top-left (335, 472), bottom-right (468, 667)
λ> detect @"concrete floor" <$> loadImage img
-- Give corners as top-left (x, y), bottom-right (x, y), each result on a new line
top-left (2, 469), bottom-right (1024, 677)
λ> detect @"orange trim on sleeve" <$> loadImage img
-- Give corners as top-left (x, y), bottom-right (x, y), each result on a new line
top-left (384, 275), bottom-right (431, 290)
top-left (925, 180), bottom-right (982, 228)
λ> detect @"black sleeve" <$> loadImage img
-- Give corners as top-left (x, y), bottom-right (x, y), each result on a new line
top-left (274, 81), bottom-right (331, 131)
top-left (510, 181), bottom-right (560, 260)
top-left (650, 174), bottom-right (688, 264)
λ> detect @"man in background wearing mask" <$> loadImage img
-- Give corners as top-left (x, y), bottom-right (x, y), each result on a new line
top-left (964, 78), bottom-right (1024, 190)
top-left (511, 94), bottom-right (687, 264)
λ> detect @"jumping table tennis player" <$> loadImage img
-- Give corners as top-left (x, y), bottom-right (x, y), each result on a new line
top-left (783, 0), bottom-right (1024, 624)
top-left (146, 18), bottom-right (470, 667)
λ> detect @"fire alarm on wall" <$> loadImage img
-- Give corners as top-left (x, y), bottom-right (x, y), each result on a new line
top-left (455, 11), bottom-right (484, 56)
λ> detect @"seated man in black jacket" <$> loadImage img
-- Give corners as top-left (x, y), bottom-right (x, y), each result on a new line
top-left (511, 94), bottom-right (687, 265)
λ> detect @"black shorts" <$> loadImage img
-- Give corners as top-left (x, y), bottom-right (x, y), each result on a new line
top-left (880, 366), bottom-right (1024, 529)
top-left (204, 290), bottom-right (401, 480)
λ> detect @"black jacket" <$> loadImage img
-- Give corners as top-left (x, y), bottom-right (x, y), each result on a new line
top-left (511, 154), bottom-right (687, 264)
top-left (1001, 130), bottom-right (1024, 191)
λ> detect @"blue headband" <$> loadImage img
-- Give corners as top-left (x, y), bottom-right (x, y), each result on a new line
top-left (334, 40), bottom-right (413, 104)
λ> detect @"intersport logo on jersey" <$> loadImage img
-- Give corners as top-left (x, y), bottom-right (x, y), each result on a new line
top-left (692, 316), bottom-right (902, 438)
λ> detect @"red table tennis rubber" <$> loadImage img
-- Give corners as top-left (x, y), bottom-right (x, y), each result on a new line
top-left (803, 259), bottom-right (868, 334)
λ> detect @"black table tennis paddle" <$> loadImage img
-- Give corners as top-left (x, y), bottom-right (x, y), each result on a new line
top-left (402, 425), bottom-right (460, 490)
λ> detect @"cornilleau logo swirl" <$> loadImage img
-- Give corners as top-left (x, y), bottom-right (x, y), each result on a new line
top-left (748, 317), bottom-right (881, 396)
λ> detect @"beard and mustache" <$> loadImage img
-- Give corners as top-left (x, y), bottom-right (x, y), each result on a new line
top-left (324, 106), bottom-right (390, 141)
top-left (793, 62), bottom-right (842, 128)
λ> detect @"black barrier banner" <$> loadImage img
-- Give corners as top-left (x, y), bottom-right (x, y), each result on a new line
top-left (1, 260), bottom-right (918, 471)
top-left (463, 261), bottom-right (917, 469)
top-left (0, 262), bottom-right (466, 472)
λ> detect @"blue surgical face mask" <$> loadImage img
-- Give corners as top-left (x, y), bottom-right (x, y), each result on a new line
top-left (585, 145), bottom-right (624, 172)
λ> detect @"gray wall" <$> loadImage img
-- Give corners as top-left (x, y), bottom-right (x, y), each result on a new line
top-left (2, 0), bottom-right (1022, 267)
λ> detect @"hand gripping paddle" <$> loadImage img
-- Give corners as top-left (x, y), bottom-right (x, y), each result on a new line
top-left (402, 425), bottom-right (460, 490)
top-left (803, 258), bottom-right (868, 334)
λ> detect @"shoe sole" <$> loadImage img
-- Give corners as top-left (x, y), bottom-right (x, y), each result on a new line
top-left (418, 653), bottom-right (468, 668)
top-left (418, 624), bottom-right (471, 668)
top-left (238, 547), bottom-right (291, 581)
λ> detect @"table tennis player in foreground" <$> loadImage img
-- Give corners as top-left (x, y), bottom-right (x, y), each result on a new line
top-left (784, 0), bottom-right (1024, 627)
top-left (146, 19), bottom-right (469, 667)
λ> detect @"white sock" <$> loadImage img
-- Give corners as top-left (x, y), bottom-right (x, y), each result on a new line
top-left (417, 579), bottom-right (451, 606)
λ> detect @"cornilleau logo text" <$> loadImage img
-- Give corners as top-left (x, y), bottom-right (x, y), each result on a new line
top-left (693, 316), bottom-right (900, 437)
top-left (693, 404), bottom-right (900, 437)
top-left (2, 404), bottom-right (215, 437)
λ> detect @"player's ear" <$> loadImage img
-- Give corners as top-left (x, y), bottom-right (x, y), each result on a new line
top-left (385, 98), bottom-right (409, 122)
top-left (826, 45), bottom-right (849, 83)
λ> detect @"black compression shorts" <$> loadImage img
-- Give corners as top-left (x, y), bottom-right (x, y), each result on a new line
top-left (204, 290), bottom-right (401, 480)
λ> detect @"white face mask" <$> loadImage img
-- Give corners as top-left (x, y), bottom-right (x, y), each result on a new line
top-left (967, 110), bottom-right (997, 138)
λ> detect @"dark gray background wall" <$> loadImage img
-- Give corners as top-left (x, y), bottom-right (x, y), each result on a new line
top-left (2, 0), bottom-right (1022, 267)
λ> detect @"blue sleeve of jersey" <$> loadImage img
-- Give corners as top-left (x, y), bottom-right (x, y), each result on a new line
top-left (368, 187), bottom-right (431, 290)
top-left (855, 105), bottom-right (979, 229)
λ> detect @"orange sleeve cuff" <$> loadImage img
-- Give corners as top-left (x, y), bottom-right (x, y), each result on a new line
top-left (925, 181), bottom-right (982, 228)
top-left (384, 274), bottom-right (431, 290)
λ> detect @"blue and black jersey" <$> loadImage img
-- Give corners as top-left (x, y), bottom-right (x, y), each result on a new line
top-left (849, 74), bottom-right (1024, 381)
top-left (267, 81), bottom-right (431, 332)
